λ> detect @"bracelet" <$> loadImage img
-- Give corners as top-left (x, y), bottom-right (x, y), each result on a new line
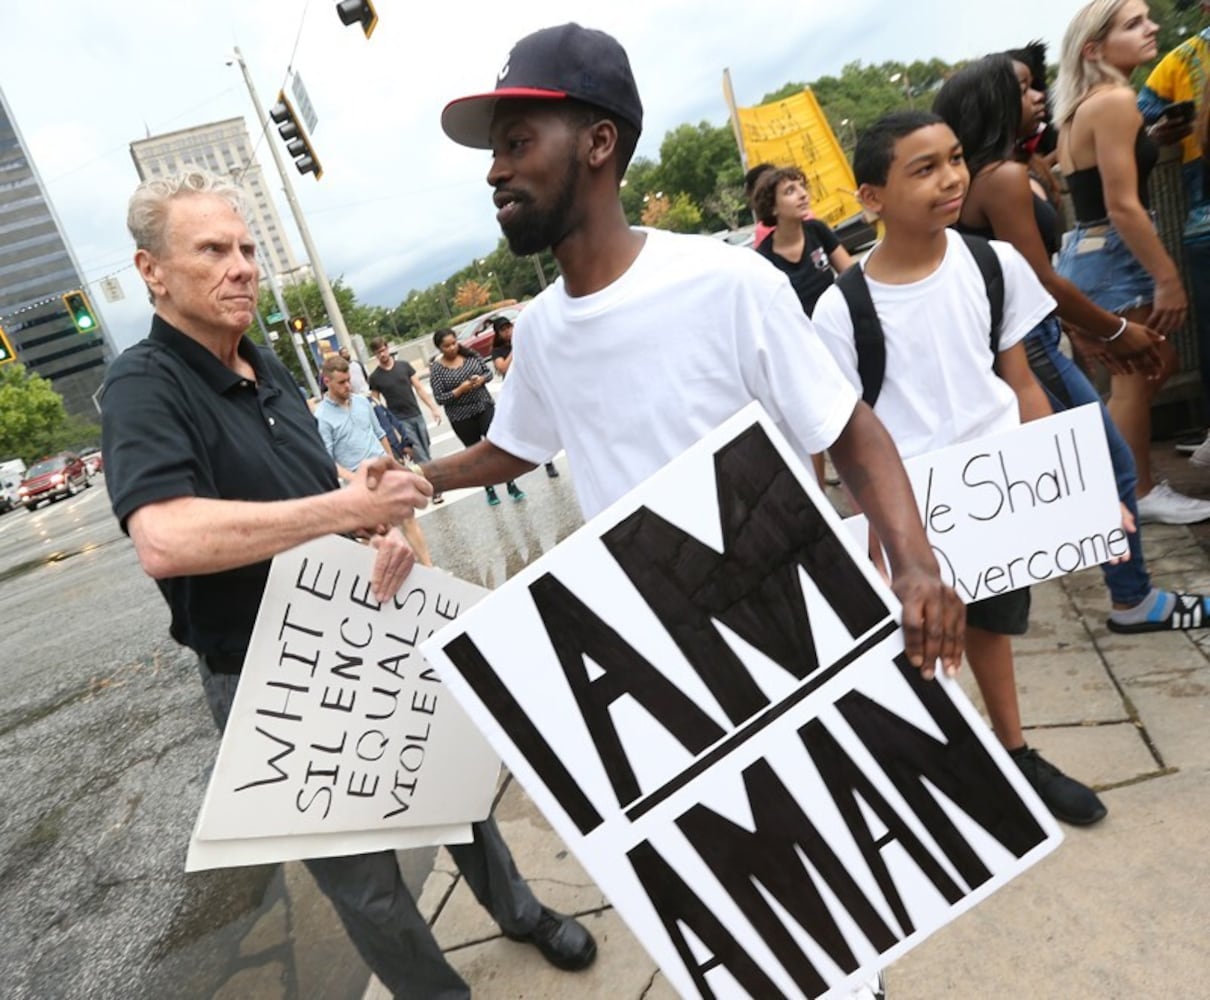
top-left (1104, 316), bottom-right (1128, 343)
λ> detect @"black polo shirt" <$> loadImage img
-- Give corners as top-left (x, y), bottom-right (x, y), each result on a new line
top-left (101, 315), bottom-right (338, 660)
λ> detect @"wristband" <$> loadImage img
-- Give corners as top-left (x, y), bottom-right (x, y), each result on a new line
top-left (1103, 316), bottom-right (1128, 343)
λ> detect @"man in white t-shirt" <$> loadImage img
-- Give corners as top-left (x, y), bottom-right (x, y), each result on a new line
top-left (426, 24), bottom-right (964, 682)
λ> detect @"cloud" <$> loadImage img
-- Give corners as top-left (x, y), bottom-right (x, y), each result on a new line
top-left (3, 0), bottom-right (1086, 351)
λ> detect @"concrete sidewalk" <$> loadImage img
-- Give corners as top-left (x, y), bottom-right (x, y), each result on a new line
top-left (370, 461), bottom-right (1210, 999)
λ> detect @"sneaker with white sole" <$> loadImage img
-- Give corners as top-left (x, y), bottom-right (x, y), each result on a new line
top-left (1135, 481), bottom-right (1210, 524)
top-left (1177, 433), bottom-right (1209, 455)
top-left (1189, 435), bottom-right (1210, 468)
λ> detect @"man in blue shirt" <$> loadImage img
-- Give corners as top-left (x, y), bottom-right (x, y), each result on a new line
top-left (317, 354), bottom-right (433, 566)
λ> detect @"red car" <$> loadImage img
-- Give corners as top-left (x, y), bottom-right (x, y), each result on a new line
top-left (453, 305), bottom-right (525, 359)
top-left (19, 453), bottom-right (91, 512)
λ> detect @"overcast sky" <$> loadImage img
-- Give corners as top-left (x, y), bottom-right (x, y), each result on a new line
top-left (6, 1), bottom-right (1102, 351)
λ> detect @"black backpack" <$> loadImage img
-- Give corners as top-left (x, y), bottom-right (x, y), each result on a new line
top-left (835, 234), bottom-right (1005, 406)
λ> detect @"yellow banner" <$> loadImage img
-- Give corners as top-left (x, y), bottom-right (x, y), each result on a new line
top-left (734, 89), bottom-right (861, 228)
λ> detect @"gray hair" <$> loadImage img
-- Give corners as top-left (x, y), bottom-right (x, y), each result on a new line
top-left (1053, 0), bottom-right (1131, 125)
top-left (126, 169), bottom-right (248, 255)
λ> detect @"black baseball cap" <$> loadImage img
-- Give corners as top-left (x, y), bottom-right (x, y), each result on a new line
top-left (441, 23), bottom-right (643, 150)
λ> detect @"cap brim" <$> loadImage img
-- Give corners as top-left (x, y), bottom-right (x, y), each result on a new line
top-left (441, 88), bottom-right (569, 149)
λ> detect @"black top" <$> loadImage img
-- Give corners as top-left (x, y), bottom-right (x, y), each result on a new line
top-left (755, 219), bottom-right (842, 317)
top-left (428, 353), bottom-right (494, 422)
top-left (368, 359), bottom-right (420, 419)
top-left (957, 191), bottom-right (1062, 257)
top-left (1067, 127), bottom-right (1159, 222)
top-left (100, 315), bottom-right (338, 661)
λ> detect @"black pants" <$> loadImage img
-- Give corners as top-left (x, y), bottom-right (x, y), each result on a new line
top-left (450, 403), bottom-right (518, 494)
top-left (198, 656), bottom-right (540, 999)
top-left (449, 402), bottom-right (494, 449)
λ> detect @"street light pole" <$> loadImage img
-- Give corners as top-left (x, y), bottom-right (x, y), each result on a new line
top-left (228, 47), bottom-right (358, 360)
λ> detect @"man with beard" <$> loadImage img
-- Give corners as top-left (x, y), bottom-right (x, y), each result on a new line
top-left (424, 23), bottom-right (964, 689)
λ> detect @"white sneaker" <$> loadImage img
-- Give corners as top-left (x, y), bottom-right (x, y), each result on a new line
top-left (1136, 481), bottom-right (1210, 524)
top-left (1190, 435), bottom-right (1210, 468)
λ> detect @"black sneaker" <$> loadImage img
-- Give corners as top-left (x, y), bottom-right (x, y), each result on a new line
top-left (504, 908), bottom-right (597, 971)
top-left (1011, 746), bottom-right (1107, 826)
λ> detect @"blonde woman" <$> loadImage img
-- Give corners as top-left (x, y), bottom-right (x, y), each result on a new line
top-left (1054, 0), bottom-right (1210, 524)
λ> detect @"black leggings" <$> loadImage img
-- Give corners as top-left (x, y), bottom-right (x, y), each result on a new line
top-left (450, 401), bottom-right (495, 448)
top-left (450, 402), bottom-right (517, 493)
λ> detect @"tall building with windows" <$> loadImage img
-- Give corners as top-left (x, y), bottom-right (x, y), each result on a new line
top-left (129, 118), bottom-right (308, 285)
top-left (0, 85), bottom-right (114, 420)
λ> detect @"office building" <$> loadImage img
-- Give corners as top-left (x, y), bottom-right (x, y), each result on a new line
top-left (130, 117), bottom-right (308, 284)
top-left (0, 85), bottom-right (114, 420)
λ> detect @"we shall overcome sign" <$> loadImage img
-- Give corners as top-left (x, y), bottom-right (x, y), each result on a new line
top-left (847, 404), bottom-right (1121, 602)
top-left (422, 404), bottom-right (1062, 1000)
top-left (188, 537), bottom-right (500, 871)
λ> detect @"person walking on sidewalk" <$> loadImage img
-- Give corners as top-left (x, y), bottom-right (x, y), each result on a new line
top-left (101, 169), bottom-right (597, 1000)
top-left (315, 353), bottom-right (433, 567)
top-left (429, 327), bottom-right (526, 505)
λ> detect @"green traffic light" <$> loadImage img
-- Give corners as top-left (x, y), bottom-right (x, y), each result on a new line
top-left (62, 291), bottom-right (98, 335)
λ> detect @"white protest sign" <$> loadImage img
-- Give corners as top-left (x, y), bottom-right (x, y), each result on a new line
top-left (846, 404), bottom-right (1121, 602)
top-left (422, 403), bottom-right (1062, 1000)
top-left (187, 536), bottom-right (500, 871)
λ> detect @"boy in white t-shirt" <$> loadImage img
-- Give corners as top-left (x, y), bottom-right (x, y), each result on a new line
top-left (813, 110), bottom-right (1106, 826)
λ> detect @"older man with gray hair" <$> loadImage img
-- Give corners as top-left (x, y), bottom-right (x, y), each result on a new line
top-left (101, 169), bottom-right (597, 997)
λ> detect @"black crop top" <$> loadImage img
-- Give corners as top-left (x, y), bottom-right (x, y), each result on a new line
top-left (958, 192), bottom-right (1061, 258)
top-left (1067, 127), bottom-right (1158, 222)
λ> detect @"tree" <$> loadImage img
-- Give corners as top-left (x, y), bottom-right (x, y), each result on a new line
top-left (621, 157), bottom-right (662, 225)
top-left (656, 122), bottom-right (743, 230)
top-left (453, 279), bottom-right (491, 311)
top-left (0, 365), bottom-right (98, 463)
top-left (641, 192), bottom-right (703, 233)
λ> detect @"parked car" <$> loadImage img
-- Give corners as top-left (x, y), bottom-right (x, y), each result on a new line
top-left (18, 453), bottom-right (90, 511)
top-left (435, 304), bottom-right (528, 362)
top-left (0, 458), bottom-right (26, 513)
top-left (80, 447), bottom-right (104, 475)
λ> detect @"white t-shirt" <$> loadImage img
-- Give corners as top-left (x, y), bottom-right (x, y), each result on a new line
top-left (347, 357), bottom-right (371, 396)
top-left (488, 228), bottom-right (859, 519)
top-left (812, 231), bottom-right (1056, 460)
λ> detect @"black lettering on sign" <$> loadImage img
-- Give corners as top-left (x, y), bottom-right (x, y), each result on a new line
top-left (838, 654), bottom-right (1047, 891)
top-left (529, 573), bottom-right (726, 808)
top-left (603, 424), bottom-right (889, 726)
top-left (233, 726), bottom-right (295, 792)
top-left (628, 839), bottom-right (782, 999)
top-left (441, 633), bottom-right (604, 835)
top-left (677, 758), bottom-right (899, 997)
top-left (799, 718), bottom-right (966, 938)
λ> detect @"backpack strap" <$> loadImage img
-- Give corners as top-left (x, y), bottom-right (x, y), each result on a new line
top-left (835, 264), bottom-right (886, 407)
top-left (959, 234), bottom-right (1005, 354)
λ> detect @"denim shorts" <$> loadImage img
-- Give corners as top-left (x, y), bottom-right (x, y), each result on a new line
top-left (1055, 220), bottom-right (1154, 314)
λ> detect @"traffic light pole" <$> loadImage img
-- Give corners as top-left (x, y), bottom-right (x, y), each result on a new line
top-left (229, 47), bottom-right (356, 360)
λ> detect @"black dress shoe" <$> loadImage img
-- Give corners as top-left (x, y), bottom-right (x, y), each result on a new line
top-left (504, 907), bottom-right (597, 971)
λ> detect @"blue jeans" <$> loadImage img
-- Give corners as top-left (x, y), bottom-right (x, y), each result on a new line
top-left (1024, 317), bottom-right (1151, 606)
top-left (398, 412), bottom-right (433, 464)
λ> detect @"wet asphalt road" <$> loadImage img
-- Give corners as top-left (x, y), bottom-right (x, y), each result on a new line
top-left (0, 419), bottom-right (585, 1000)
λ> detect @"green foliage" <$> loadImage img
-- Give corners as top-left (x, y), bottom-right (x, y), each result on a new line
top-left (0, 365), bottom-right (97, 463)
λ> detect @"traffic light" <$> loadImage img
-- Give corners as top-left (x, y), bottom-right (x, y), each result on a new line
top-left (289, 316), bottom-right (308, 336)
top-left (0, 325), bottom-right (15, 366)
top-left (336, 0), bottom-right (377, 38)
top-left (269, 92), bottom-right (323, 180)
top-left (62, 290), bottom-right (99, 334)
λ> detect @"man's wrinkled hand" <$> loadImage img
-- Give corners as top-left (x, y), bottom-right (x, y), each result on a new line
top-left (368, 528), bottom-right (416, 602)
